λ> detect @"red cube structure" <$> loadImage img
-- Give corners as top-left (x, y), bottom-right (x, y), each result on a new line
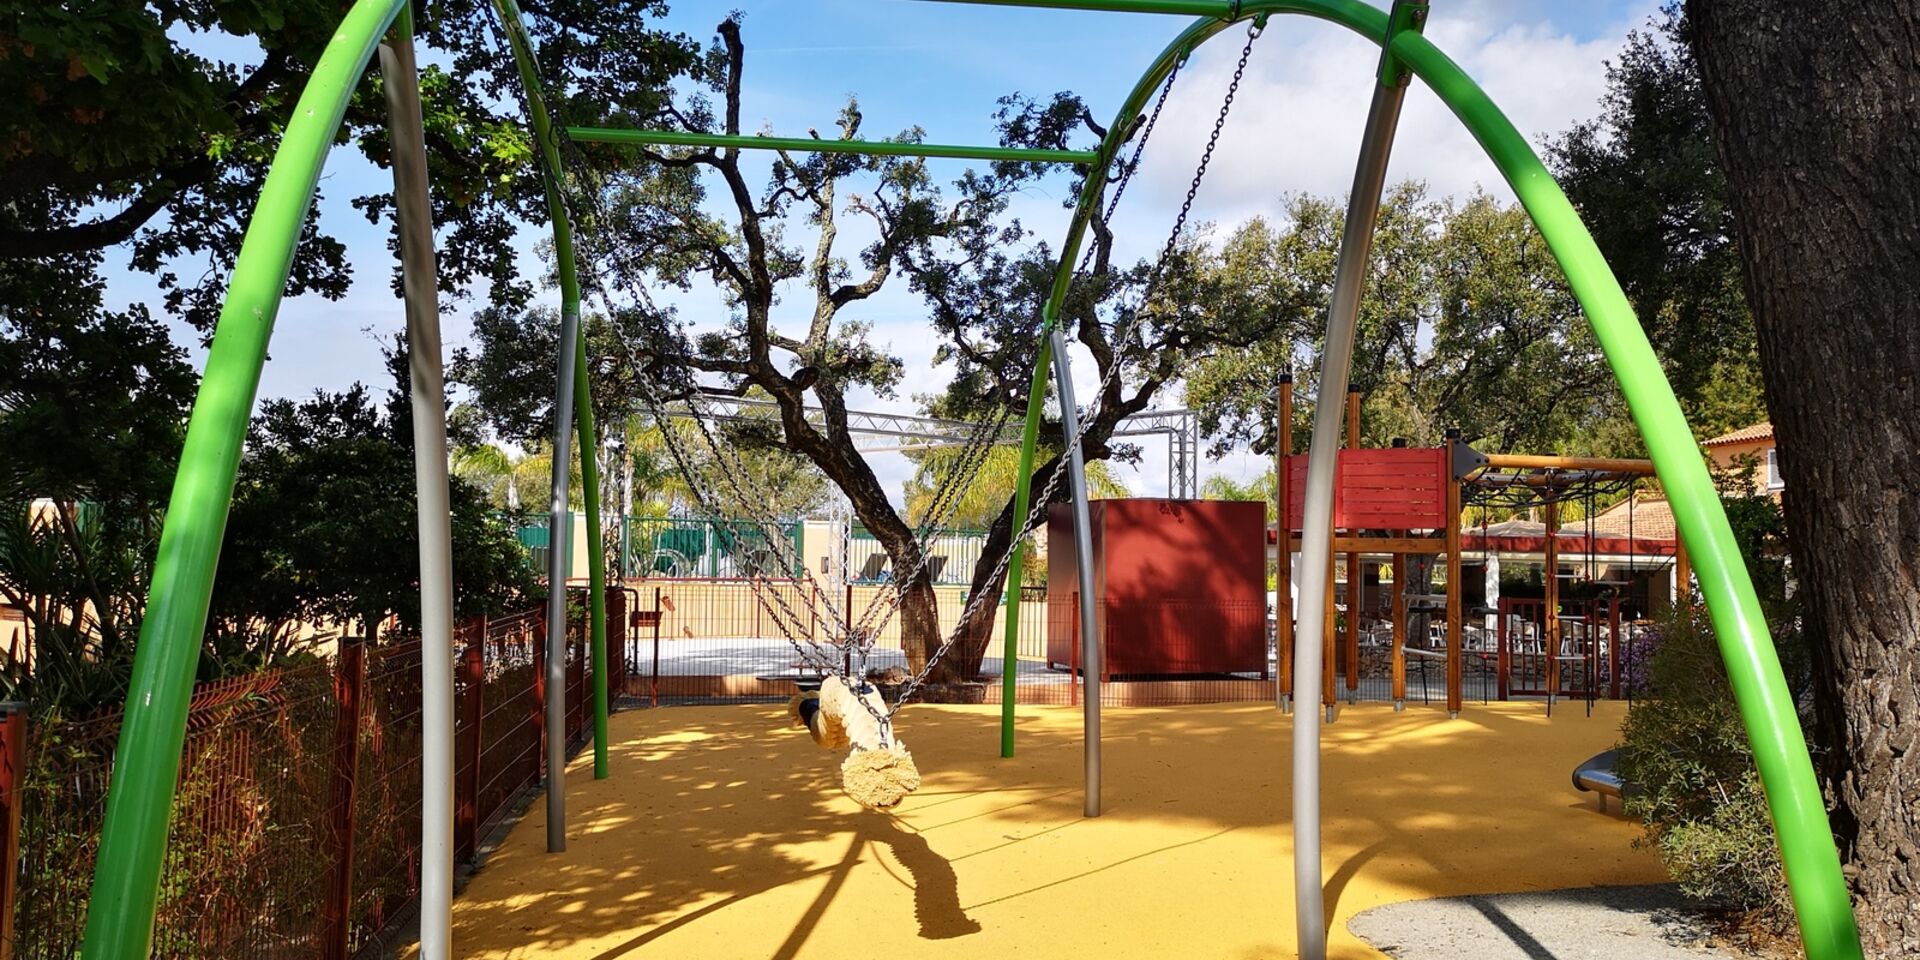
top-left (1046, 498), bottom-right (1267, 676)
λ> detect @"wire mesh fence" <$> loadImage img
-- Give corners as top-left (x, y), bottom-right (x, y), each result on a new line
top-left (3, 603), bottom-right (588, 960)
top-left (609, 573), bottom-right (1639, 711)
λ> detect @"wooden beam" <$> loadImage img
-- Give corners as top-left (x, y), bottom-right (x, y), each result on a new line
top-left (1275, 377), bottom-right (1293, 703)
top-left (1323, 548), bottom-right (1337, 710)
top-left (1544, 500), bottom-right (1562, 697)
top-left (1445, 437), bottom-right (1464, 716)
top-left (1482, 453), bottom-right (1658, 474)
top-left (1343, 388), bottom-right (1362, 699)
top-left (1391, 552), bottom-right (1407, 705)
top-left (1674, 533), bottom-right (1692, 613)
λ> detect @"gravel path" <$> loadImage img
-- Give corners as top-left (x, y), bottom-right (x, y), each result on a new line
top-left (1349, 884), bottom-right (1753, 959)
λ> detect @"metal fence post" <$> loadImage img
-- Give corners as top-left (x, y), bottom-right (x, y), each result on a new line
top-left (1, 701), bottom-right (26, 960)
top-left (650, 587), bottom-right (662, 708)
top-left (532, 621), bottom-right (547, 779)
top-left (321, 640), bottom-right (366, 960)
top-left (456, 626), bottom-right (483, 863)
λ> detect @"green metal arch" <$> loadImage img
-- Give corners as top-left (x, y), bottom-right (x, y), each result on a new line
top-left (76, 0), bottom-right (616, 953)
top-left (77, 1), bottom-right (409, 956)
top-left (73, 0), bottom-right (1857, 958)
top-left (1013, 3), bottom-right (1859, 958)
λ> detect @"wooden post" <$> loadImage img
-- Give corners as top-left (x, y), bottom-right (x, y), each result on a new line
top-left (1322, 551), bottom-right (1337, 712)
top-left (1445, 431), bottom-right (1464, 717)
top-left (1390, 553), bottom-right (1407, 707)
top-left (1275, 375), bottom-right (1294, 709)
top-left (1608, 599), bottom-right (1623, 700)
top-left (1673, 535), bottom-right (1692, 613)
top-left (1544, 500), bottom-right (1562, 698)
top-left (321, 638), bottom-right (366, 960)
top-left (1343, 386), bottom-right (1362, 701)
top-left (456, 625), bottom-right (483, 863)
top-left (1496, 599), bottom-right (1511, 701)
top-left (0, 702), bottom-right (26, 960)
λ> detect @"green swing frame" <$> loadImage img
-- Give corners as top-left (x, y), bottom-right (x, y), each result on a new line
top-left (74, 2), bottom-right (1862, 959)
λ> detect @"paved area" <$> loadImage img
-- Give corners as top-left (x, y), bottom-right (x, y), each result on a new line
top-left (1349, 884), bottom-right (1750, 959)
top-left (437, 700), bottom-right (1662, 959)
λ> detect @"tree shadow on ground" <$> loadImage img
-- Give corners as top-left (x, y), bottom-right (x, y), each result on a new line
top-left (441, 701), bottom-right (1657, 960)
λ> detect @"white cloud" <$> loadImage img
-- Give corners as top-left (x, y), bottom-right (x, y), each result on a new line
top-left (1112, 0), bottom-right (1656, 249)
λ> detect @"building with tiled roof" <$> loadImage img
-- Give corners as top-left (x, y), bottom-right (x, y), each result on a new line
top-left (1590, 491), bottom-right (1677, 543)
top-left (1701, 421), bottom-right (1783, 495)
top-left (1703, 421), bottom-right (1774, 447)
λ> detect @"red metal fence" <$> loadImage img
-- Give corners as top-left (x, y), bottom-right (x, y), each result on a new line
top-left (1, 604), bottom-right (590, 960)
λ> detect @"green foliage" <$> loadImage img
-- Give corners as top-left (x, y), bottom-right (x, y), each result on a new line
top-left (0, 265), bottom-right (198, 710)
top-left (1547, 4), bottom-right (1764, 441)
top-left (1188, 186), bottom-right (1605, 457)
top-left (1616, 477), bottom-right (1805, 930)
top-left (1618, 610), bottom-right (1796, 926)
top-left (210, 381), bottom-right (537, 649)
top-left (1199, 471), bottom-right (1276, 521)
top-left (3, 0), bottom-right (701, 324)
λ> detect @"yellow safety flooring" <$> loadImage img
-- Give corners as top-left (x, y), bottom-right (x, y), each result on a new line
top-left (446, 701), bottom-right (1660, 960)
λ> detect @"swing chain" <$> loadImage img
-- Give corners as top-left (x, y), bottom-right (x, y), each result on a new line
top-left (1156, 20), bottom-right (1258, 276)
top-left (870, 19), bottom-right (1272, 714)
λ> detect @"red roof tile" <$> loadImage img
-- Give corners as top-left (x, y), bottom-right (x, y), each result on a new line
top-left (1703, 421), bottom-right (1773, 447)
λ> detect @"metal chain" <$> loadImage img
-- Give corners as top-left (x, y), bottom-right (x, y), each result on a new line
top-left (477, 8), bottom-right (857, 668)
top-left (883, 22), bottom-right (1265, 712)
top-left (480, 6), bottom-right (1260, 718)
top-left (846, 405), bottom-right (1010, 646)
top-left (1078, 55), bottom-right (1182, 277)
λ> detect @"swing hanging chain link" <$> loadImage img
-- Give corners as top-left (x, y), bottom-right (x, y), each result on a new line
top-left (478, 3), bottom-right (878, 679)
top-left (884, 20), bottom-right (1265, 715)
top-left (514, 24), bottom-right (1015, 660)
top-left (479, 3), bottom-right (1259, 712)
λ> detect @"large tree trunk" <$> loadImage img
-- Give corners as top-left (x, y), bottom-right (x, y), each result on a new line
top-left (1687, 4), bottom-right (1920, 955)
top-left (951, 452), bottom-right (1070, 680)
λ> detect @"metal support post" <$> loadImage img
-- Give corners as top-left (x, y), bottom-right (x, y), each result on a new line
top-left (1049, 328), bottom-right (1102, 818)
top-left (1293, 3), bottom-right (1422, 954)
top-left (378, 20), bottom-right (457, 957)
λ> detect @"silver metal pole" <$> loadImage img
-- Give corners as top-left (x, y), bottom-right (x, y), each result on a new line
top-left (543, 339), bottom-right (582, 852)
top-left (1292, 67), bottom-right (1412, 960)
top-left (1048, 328), bottom-right (1102, 818)
top-left (378, 32), bottom-right (455, 960)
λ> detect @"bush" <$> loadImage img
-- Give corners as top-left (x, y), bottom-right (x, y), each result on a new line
top-left (1617, 608), bottom-right (1797, 930)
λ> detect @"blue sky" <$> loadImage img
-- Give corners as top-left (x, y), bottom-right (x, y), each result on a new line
top-left (106, 0), bottom-right (1661, 505)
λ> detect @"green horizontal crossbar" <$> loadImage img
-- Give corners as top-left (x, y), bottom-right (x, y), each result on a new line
top-left (566, 127), bottom-right (1099, 165)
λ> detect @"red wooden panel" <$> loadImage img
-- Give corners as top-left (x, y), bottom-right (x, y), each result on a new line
top-left (1047, 499), bottom-right (1267, 674)
top-left (1282, 448), bottom-right (1449, 532)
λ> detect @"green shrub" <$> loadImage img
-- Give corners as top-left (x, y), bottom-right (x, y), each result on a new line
top-left (1617, 609), bottom-right (1797, 930)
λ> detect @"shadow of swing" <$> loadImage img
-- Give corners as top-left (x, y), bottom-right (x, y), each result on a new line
top-left (770, 815), bottom-right (981, 960)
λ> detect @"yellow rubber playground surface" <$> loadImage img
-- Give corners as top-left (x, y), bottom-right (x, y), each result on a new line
top-left (446, 701), bottom-right (1661, 959)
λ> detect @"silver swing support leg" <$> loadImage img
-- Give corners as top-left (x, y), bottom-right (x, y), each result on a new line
top-left (1292, 3), bottom-right (1423, 956)
top-left (379, 26), bottom-right (457, 960)
top-left (1049, 328), bottom-right (1103, 819)
top-left (543, 304), bottom-right (582, 851)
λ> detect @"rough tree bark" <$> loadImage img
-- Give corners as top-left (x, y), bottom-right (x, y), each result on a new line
top-left (1687, 3), bottom-right (1920, 955)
